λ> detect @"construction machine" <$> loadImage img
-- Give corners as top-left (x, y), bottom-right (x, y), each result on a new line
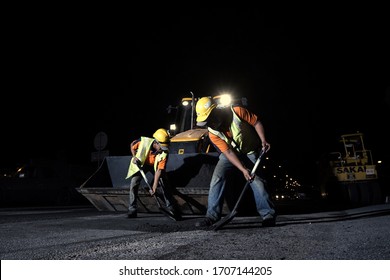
top-left (318, 132), bottom-right (383, 206)
top-left (76, 93), bottom-right (254, 215)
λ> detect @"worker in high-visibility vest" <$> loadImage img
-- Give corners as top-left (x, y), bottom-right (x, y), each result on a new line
top-left (125, 128), bottom-right (181, 220)
top-left (194, 96), bottom-right (276, 228)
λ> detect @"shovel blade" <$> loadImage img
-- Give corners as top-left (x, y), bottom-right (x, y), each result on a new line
top-left (211, 209), bottom-right (238, 231)
top-left (159, 207), bottom-right (179, 221)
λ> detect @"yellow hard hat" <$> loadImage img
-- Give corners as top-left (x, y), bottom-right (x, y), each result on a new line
top-left (153, 128), bottom-right (170, 150)
top-left (195, 96), bottom-right (216, 126)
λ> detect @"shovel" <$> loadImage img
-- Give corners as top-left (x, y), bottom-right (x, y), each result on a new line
top-left (211, 149), bottom-right (265, 231)
top-left (135, 160), bottom-right (178, 221)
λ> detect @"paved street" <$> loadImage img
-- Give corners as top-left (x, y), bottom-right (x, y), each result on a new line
top-left (1, 203), bottom-right (390, 260)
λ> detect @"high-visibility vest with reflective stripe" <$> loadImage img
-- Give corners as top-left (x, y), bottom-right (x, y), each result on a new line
top-left (125, 137), bottom-right (168, 179)
top-left (208, 106), bottom-right (260, 154)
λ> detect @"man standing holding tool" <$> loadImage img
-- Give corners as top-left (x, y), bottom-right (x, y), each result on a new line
top-left (194, 96), bottom-right (276, 228)
top-left (125, 128), bottom-right (181, 220)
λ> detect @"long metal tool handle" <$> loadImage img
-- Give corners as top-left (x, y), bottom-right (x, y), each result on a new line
top-left (135, 160), bottom-right (178, 221)
top-left (137, 164), bottom-right (162, 207)
top-left (212, 149), bottom-right (265, 231)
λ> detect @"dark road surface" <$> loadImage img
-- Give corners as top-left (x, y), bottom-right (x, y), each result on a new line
top-left (1, 203), bottom-right (390, 260)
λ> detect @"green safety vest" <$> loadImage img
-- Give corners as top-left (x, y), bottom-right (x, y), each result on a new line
top-left (125, 137), bottom-right (168, 179)
top-left (208, 106), bottom-right (260, 154)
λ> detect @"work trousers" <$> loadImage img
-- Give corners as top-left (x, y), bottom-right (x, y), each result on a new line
top-left (128, 165), bottom-right (176, 213)
top-left (206, 152), bottom-right (276, 221)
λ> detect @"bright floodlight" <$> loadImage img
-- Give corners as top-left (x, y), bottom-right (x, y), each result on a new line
top-left (218, 94), bottom-right (232, 106)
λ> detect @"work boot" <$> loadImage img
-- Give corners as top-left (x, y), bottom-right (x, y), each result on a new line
top-left (127, 211), bottom-right (137, 218)
top-left (261, 214), bottom-right (276, 227)
top-left (195, 217), bottom-right (216, 228)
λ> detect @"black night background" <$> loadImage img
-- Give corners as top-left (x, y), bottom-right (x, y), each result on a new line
top-left (2, 7), bottom-right (389, 188)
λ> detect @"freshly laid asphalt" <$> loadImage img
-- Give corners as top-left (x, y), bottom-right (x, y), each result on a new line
top-left (1, 202), bottom-right (390, 260)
